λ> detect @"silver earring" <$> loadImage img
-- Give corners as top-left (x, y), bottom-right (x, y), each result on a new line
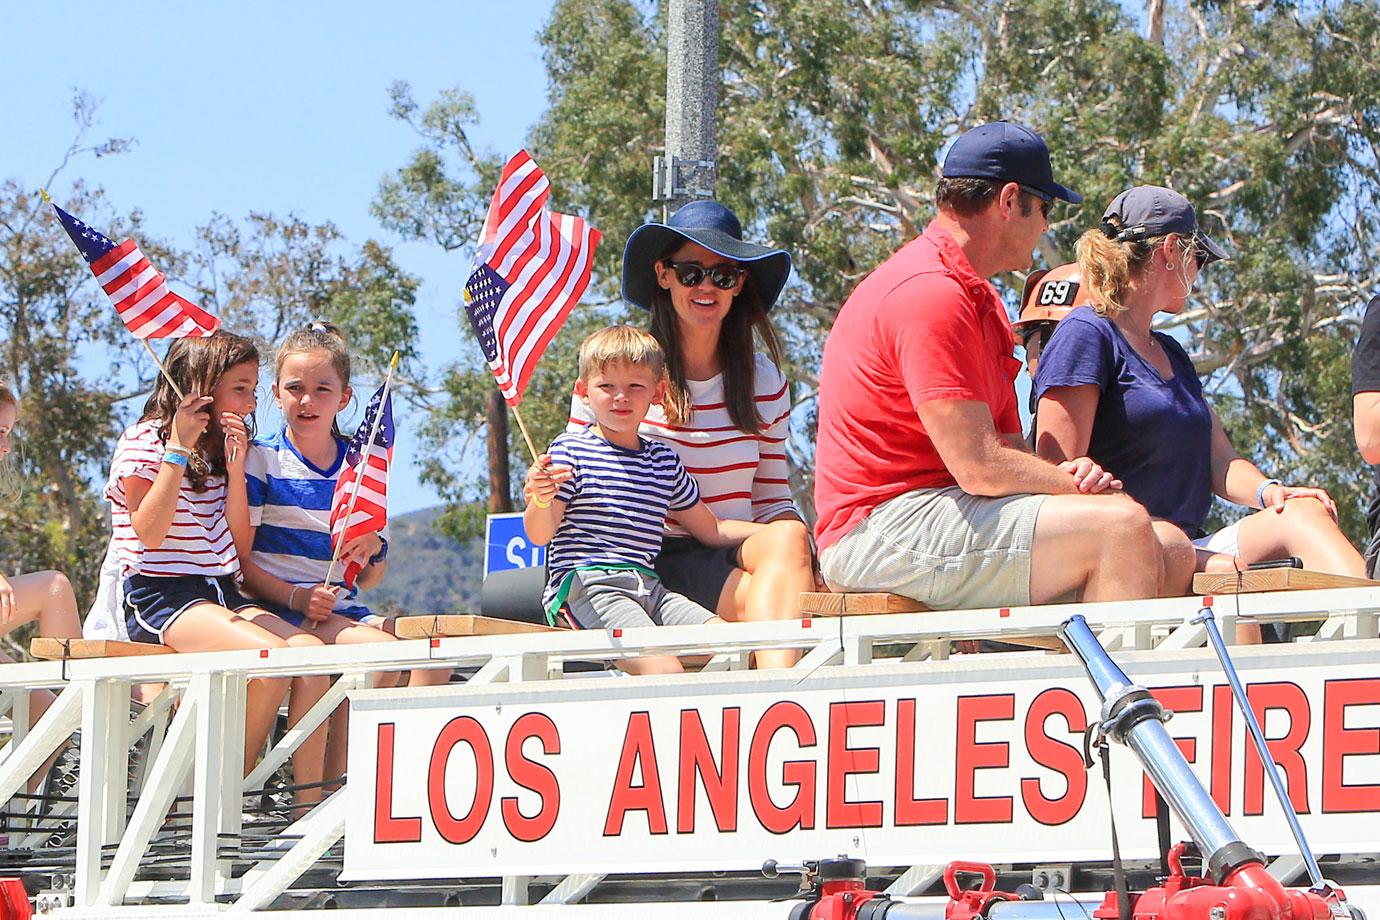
top-left (1166, 263), bottom-right (1176, 271)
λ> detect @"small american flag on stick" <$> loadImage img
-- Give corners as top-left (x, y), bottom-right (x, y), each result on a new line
top-left (51, 201), bottom-right (220, 339)
top-left (463, 150), bottom-right (600, 407)
top-left (326, 356), bottom-right (397, 590)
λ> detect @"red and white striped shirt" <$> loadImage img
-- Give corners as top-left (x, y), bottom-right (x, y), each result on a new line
top-left (569, 353), bottom-right (798, 536)
top-left (104, 419), bottom-right (239, 579)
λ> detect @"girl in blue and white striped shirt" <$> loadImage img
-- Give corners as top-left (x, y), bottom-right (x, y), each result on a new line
top-left (238, 323), bottom-right (447, 790)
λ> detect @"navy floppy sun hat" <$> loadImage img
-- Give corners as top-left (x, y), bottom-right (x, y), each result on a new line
top-left (621, 200), bottom-right (793, 312)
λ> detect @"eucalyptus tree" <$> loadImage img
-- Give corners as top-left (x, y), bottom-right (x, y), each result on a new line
top-left (529, 0), bottom-right (1380, 537)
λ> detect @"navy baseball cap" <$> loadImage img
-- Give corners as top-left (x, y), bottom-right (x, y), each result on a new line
top-left (942, 121), bottom-right (1082, 204)
top-left (1101, 186), bottom-right (1229, 264)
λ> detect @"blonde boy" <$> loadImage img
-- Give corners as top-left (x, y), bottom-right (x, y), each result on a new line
top-left (524, 325), bottom-right (761, 675)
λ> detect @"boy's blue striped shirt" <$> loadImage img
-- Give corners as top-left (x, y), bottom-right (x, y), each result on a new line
top-left (542, 427), bottom-right (699, 609)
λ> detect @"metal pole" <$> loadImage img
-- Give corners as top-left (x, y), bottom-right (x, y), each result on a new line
top-left (658, 0), bottom-right (719, 214)
top-left (1192, 606), bottom-right (1327, 889)
top-left (1060, 615), bottom-right (1259, 883)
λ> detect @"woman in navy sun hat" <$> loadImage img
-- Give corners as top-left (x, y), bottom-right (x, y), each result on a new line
top-left (568, 200), bottom-right (812, 668)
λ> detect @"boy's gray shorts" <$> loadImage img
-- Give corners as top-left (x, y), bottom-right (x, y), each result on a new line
top-left (564, 569), bottom-right (715, 630)
top-left (819, 486), bottom-right (1046, 610)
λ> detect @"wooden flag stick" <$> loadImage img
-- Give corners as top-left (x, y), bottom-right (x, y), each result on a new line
top-left (318, 352), bottom-right (400, 624)
top-left (140, 338), bottom-right (185, 401)
top-left (510, 403), bottom-right (541, 463)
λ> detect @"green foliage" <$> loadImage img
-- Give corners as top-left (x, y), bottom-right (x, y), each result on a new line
top-left (192, 212), bottom-right (422, 385)
top-left (0, 176), bottom-right (135, 602)
top-left (0, 98), bottom-right (423, 620)
top-left (374, 79), bottom-right (628, 540)
top-left (364, 505), bottom-right (486, 615)
top-left (529, 0), bottom-right (1380, 542)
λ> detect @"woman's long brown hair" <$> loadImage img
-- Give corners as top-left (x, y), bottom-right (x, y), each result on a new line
top-left (647, 246), bottom-right (785, 435)
top-left (139, 332), bottom-right (260, 491)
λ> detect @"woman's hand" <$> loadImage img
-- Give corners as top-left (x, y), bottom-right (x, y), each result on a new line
top-left (221, 412), bottom-right (248, 473)
top-left (171, 394), bottom-right (214, 449)
top-left (1058, 457), bottom-right (1122, 493)
top-left (340, 532), bottom-right (383, 567)
top-left (524, 455), bottom-right (572, 508)
top-left (0, 572), bottom-right (12, 624)
top-left (1263, 483), bottom-right (1338, 520)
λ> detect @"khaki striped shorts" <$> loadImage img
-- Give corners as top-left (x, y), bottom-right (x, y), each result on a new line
top-left (819, 486), bottom-right (1046, 610)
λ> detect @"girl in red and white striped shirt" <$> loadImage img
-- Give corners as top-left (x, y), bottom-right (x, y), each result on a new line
top-left (105, 333), bottom-right (330, 810)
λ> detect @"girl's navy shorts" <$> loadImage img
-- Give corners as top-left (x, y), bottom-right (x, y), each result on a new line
top-left (123, 573), bottom-right (257, 644)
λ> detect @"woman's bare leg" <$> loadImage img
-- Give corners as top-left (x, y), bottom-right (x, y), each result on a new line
top-left (1231, 500), bottom-right (1366, 644)
top-left (236, 610), bottom-right (330, 811)
top-left (375, 618), bottom-right (453, 687)
top-left (2, 571), bottom-right (82, 642)
top-left (1151, 521), bottom-right (1197, 597)
top-left (1236, 500), bottom-right (1366, 576)
top-left (718, 519), bottom-right (813, 669)
top-left (307, 616), bottom-right (401, 789)
top-left (4, 573), bottom-right (84, 787)
top-left (162, 605), bottom-right (292, 776)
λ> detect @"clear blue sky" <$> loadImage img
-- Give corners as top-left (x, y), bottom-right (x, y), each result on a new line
top-left (1, 1), bottom-right (561, 514)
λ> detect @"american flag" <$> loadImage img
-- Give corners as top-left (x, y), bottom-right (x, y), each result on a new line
top-left (463, 150), bottom-right (600, 405)
top-left (329, 380), bottom-right (394, 589)
top-left (52, 203), bottom-right (220, 339)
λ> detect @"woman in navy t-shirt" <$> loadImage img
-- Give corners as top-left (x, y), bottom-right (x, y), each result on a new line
top-left (1034, 186), bottom-right (1364, 627)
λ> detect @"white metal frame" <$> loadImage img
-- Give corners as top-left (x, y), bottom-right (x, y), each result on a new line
top-left (0, 586), bottom-right (1375, 915)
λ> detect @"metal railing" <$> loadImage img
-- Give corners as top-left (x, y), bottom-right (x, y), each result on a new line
top-left (0, 585), bottom-right (1374, 915)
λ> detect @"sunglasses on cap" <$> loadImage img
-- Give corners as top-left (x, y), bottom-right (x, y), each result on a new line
top-left (662, 260), bottom-right (747, 290)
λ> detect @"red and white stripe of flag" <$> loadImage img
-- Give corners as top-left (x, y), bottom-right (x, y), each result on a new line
top-left (329, 444), bottom-right (391, 587)
top-left (92, 239), bottom-right (219, 339)
top-left (479, 151), bottom-right (600, 405)
top-left (330, 445), bottom-right (390, 547)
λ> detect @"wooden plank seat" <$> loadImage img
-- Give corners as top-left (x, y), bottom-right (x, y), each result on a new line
top-left (390, 614), bottom-right (559, 639)
top-left (798, 592), bottom-right (1062, 651)
top-left (1193, 569), bottom-right (1380, 596)
top-left (799, 592), bottom-right (929, 615)
top-left (31, 638), bottom-right (173, 660)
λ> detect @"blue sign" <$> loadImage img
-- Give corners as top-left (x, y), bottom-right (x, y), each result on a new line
top-left (484, 512), bottom-right (547, 576)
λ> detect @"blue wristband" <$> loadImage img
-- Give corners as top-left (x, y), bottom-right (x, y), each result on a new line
top-left (368, 539), bottom-right (389, 566)
top-left (162, 451), bottom-right (189, 468)
top-left (1255, 478), bottom-right (1282, 509)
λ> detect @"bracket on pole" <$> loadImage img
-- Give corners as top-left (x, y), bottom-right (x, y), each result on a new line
top-left (653, 154), bottom-right (717, 203)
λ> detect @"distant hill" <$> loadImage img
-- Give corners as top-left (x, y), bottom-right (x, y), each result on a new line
top-left (362, 506), bottom-right (486, 616)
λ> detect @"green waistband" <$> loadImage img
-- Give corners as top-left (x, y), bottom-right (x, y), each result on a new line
top-left (544, 563), bottom-right (658, 627)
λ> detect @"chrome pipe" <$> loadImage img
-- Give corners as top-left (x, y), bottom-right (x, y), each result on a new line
top-left (1060, 615), bottom-right (1255, 881)
top-left (868, 900), bottom-right (1102, 920)
top-left (1192, 607), bottom-right (1326, 890)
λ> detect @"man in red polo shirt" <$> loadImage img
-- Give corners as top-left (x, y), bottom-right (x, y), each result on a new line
top-left (815, 122), bottom-right (1165, 609)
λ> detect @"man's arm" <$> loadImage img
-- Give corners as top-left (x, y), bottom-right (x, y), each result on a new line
top-left (1356, 392), bottom-right (1380, 464)
top-left (917, 398), bottom-right (1082, 497)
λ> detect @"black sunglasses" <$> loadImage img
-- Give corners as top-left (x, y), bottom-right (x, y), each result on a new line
top-left (1019, 185), bottom-right (1053, 220)
top-left (663, 260), bottom-right (747, 290)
